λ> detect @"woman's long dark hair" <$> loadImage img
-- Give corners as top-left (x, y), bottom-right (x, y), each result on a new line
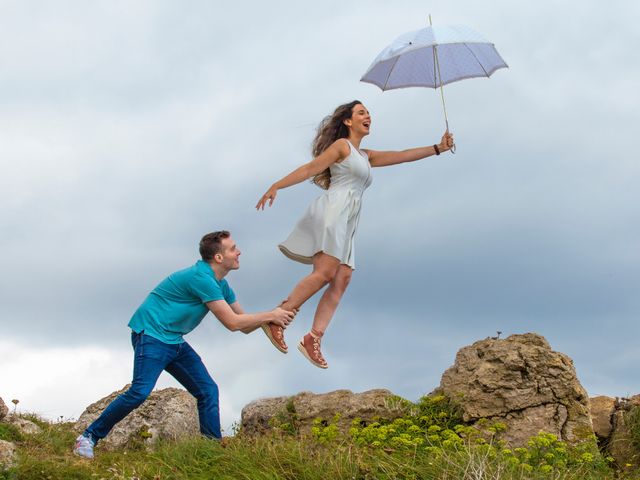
top-left (311, 100), bottom-right (362, 190)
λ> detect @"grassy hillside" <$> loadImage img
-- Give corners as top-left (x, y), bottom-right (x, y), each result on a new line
top-left (2, 396), bottom-right (638, 480)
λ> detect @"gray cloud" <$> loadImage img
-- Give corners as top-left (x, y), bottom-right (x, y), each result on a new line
top-left (1, 0), bottom-right (639, 421)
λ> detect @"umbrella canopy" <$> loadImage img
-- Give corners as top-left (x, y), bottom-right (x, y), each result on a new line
top-left (361, 24), bottom-right (508, 91)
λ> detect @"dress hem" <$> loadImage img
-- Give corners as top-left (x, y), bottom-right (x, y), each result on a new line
top-left (278, 245), bottom-right (354, 269)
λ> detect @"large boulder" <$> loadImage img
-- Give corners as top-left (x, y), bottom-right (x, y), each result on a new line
top-left (590, 396), bottom-right (616, 441)
top-left (3, 415), bottom-right (42, 436)
top-left (75, 386), bottom-right (199, 450)
top-left (241, 389), bottom-right (407, 436)
top-left (0, 440), bottom-right (16, 469)
top-left (438, 333), bottom-right (593, 446)
top-left (0, 398), bottom-right (7, 421)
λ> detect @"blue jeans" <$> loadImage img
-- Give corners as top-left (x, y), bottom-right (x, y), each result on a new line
top-left (85, 331), bottom-right (221, 442)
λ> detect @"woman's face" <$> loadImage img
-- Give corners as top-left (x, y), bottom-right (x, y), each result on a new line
top-left (346, 104), bottom-right (371, 136)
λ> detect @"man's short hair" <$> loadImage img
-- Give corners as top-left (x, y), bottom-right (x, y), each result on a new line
top-left (199, 231), bottom-right (231, 261)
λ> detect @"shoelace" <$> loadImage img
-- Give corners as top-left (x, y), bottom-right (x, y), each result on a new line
top-left (311, 336), bottom-right (326, 364)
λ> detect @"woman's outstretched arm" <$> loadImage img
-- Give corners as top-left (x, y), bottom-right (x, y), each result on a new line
top-left (256, 139), bottom-right (350, 209)
top-left (366, 131), bottom-right (454, 168)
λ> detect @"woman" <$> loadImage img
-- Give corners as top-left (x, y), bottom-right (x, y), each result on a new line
top-left (256, 100), bottom-right (453, 368)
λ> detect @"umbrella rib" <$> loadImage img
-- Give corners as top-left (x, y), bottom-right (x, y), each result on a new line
top-left (463, 43), bottom-right (489, 77)
top-left (382, 55), bottom-right (402, 90)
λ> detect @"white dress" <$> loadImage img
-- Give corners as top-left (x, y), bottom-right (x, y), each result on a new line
top-left (279, 140), bottom-right (373, 269)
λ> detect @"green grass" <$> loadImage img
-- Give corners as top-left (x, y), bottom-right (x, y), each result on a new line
top-left (2, 402), bottom-right (640, 480)
top-left (628, 405), bottom-right (640, 452)
top-left (0, 423), bottom-right (23, 443)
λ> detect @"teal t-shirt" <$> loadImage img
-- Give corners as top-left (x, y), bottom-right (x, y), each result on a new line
top-left (128, 260), bottom-right (236, 344)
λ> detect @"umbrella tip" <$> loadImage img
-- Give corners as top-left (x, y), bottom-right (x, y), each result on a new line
top-left (428, 14), bottom-right (432, 26)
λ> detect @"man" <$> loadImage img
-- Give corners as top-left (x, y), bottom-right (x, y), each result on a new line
top-left (73, 230), bottom-right (295, 459)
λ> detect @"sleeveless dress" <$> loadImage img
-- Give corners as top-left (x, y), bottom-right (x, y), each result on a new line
top-left (278, 140), bottom-right (373, 269)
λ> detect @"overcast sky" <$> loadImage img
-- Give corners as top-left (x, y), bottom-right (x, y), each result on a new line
top-left (1, 0), bottom-right (639, 433)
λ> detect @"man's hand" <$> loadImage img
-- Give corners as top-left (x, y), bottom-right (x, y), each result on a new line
top-left (270, 307), bottom-right (295, 328)
top-left (209, 300), bottom-right (295, 333)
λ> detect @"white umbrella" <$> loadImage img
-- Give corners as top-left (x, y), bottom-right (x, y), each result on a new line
top-left (361, 18), bottom-right (508, 149)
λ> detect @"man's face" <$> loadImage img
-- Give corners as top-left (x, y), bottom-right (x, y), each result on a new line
top-left (218, 237), bottom-right (241, 270)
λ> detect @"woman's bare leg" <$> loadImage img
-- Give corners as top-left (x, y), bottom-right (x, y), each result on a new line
top-left (263, 253), bottom-right (340, 353)
top-left (298, 264), bottom-right (352, 368)
top-left (280, 253), bottom-right (341, 311)
top-left (311, 264), bottom-right (353, 334)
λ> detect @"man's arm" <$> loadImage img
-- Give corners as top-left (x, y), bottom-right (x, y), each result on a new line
top-left (228, 302), bottom-right (260, 334)
top-left (207, 300), bottom-right (293, 332)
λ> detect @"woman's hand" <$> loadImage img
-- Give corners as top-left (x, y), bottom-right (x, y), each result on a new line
top-left (439, 131), bottom-right (455, 153)
top-left (256, 184), bottom-right (278, 210)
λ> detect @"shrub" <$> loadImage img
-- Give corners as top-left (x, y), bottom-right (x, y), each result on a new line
top-left (267, 398), bottom-right (299, 436)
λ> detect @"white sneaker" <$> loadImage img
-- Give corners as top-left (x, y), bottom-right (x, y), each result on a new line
top-left (73, 434), bottom-right (95, 459)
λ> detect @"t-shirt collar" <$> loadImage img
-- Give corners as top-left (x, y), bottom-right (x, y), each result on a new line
top-left (196, 259), bottom-right (215, 277)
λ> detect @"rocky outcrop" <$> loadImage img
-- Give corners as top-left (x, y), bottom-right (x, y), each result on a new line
top-left (0, 440), bottom-right (16, 469)
top-left (2, 414), bottom-right (42, 435)
top-left (0, 398), bottom-right (7, 421)
top-left (241, 389), bottom-right (407, 436)
top-left (438, 333), bottom-right (593, 446)
top-left (75, 386), bottom-right (199, 450)
top-left (3, 414), bottom-right (42, 436)
top-left (599, 395), bottom-right (640, 468)
top-left (240, 334), bottom-right (601, 447)
top-left (590, 396), bottom-right (616, 440)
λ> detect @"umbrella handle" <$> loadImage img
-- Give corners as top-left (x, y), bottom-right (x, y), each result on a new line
top-left (444, 120), bottom-right (456, 154)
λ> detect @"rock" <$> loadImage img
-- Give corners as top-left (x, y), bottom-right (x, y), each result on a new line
top-left (438, 333), bottom-right (593, 446)
top-left (3, 414), bottom-right (42, 435)
top-left (241, 389), bottom-right (407, 436)
top-left (75, 386), bottom-right (199, 450)
top-left (590, 396), bottom-right (616, 440)
top-left (0, 398), bottom-right (7, 421)
top-left (241, 395), bottom-right (290, 434)
top-left (607, 395), bottom-right (640, 468)
top-left (0, 440), bottom-right (16, 469)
